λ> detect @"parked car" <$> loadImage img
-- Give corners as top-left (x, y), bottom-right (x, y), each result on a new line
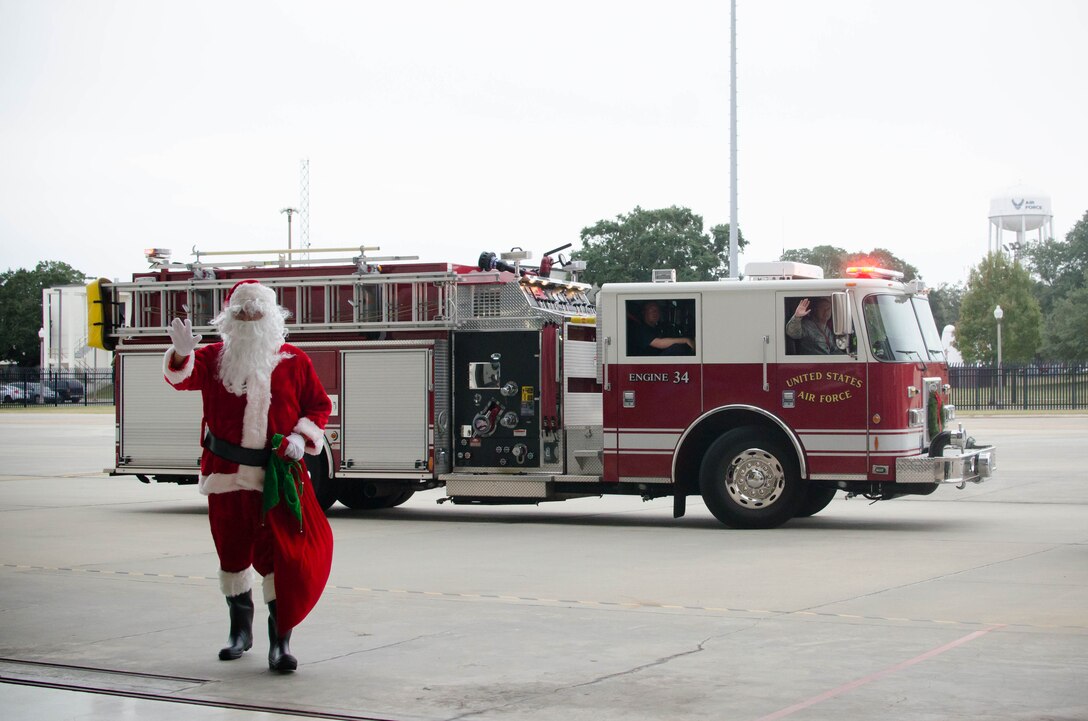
top-left (24, 382), bottom-right (56, 404)
top-left (47, 379), bottom-right (85, 403)
top-left (1, 384), bottom-right (26, 403)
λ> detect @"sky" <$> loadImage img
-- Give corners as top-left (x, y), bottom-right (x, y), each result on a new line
top-left (2, 0), bottom-right (1086, 288)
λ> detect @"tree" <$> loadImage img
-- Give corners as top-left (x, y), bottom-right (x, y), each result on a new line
top-left (780, 245), bottom-right (920, 281)
top-left (955, 252), bottom-right (1041, 364)
top-left (0, 261), bottom-right (87, 366)
top-left (1041, 269), bottom-right (1088, 362)
top-left (927, 281), bottom-right (965, 334)
top-left (1025, 210), bottom-right (1088, 316)
top-left (1025, 210), bottom-right (1088, 361)
top-left (780, 245), bottom-right (849, 278)
top-left (573, 206), bottom-right (746, 285)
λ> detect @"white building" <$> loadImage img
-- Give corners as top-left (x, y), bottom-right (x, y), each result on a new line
top-left (41, 284), bottom-right (113, 371)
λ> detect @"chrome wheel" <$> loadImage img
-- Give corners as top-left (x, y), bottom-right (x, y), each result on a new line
top-left (724, 448), bottom-right (785, 509)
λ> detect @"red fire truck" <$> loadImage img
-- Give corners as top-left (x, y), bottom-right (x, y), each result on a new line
top-left (89, 246), bottom-right (994, 529)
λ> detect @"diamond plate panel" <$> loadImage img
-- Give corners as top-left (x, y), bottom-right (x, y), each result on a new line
top-left (445, 478), bottom-right (549, 498)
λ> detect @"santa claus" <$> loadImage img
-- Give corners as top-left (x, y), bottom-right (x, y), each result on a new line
top-left (165, 279), bottom-right (333, 672)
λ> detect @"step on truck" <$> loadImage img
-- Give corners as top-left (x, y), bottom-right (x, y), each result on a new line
top-left (89, 246), bottom-right (995, 528)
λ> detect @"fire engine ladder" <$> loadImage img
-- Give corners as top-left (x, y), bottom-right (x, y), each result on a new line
top-left (106, 247), bottom-right (460, 343)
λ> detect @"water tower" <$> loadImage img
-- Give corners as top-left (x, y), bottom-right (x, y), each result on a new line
top-left (988, 186), bottom-right (1052, 259)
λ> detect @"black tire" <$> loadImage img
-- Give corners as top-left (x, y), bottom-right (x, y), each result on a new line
top-left (699, 428), bottom-right (803, 529)
top-left (337, 481), bottom-right (415, 510)
top-left (795, 485), bottom-right (837, 518)
top-left (2, 395), bottom-right (11, 403)
top-left (383, 489), bottom-right (415, 508)
top-left (303, 454), bottom-right (338, 512)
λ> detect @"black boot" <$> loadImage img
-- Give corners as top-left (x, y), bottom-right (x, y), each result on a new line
top-left (267, 600), bottom-right (297, 672)
top-left (218, 590), bottom-right (254, 660)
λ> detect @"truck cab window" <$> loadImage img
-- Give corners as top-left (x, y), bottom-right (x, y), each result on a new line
top-left (626, 299), bottom-right (696, 357)
top-left (785, 296), bottom-right (840, 355)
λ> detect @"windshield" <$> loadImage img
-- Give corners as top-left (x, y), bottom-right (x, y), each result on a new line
top-left (862, 293), bottom-right (943, 363)
top-left (911, 296), bottom-right (946, 361)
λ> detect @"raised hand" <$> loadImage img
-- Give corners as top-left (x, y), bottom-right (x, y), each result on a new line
top-left (167, 318), bottom-right (202, 357)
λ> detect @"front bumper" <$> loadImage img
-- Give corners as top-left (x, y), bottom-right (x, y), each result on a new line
top-left (895, 445), bottom-right (996, 485)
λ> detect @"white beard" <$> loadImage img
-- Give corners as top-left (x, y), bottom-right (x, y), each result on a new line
top-left (215, 312), bottom-right (287, 396)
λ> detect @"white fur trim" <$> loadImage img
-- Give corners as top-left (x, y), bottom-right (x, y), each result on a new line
top-left (293, 416), bottom-right (325, 454)
top-left (198, 471), bottom-right (264, 495)
top-left (236, 463), bottom-right (265, 488)
top-left (163, 348), bottom-right (195, 384)
top-left (262, 573), bottom-right (276, 604)
top-left (241, 371), bottom-right (271, 452)
top-left (228, 282), bottom-right (277, 309)
top-left (219, 567), bottom-right (254, 597)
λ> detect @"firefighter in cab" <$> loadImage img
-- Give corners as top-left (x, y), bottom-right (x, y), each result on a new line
top-left (629, 300), bottom-right (695, 356)
top-left (786, 297), bottom-right (842, 355)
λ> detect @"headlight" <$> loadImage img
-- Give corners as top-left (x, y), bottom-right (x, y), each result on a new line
top-left (908, 408), bottom-right (924, 427)
top-left (942, 404), bottom-right (956, 423)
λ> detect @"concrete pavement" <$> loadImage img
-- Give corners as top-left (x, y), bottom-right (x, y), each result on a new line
top-left (1, 413), bottom-right (1086, 720)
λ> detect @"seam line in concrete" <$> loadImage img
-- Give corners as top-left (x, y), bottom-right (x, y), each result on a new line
top-left (4, 563), bottom-right (1084, 632)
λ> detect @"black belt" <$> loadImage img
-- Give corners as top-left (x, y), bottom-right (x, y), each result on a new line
top-left (203, 430), bottom-right (271, 468)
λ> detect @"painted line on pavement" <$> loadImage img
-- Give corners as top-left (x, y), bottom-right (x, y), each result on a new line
top-left (754, 625), bottom-right (1005, 721)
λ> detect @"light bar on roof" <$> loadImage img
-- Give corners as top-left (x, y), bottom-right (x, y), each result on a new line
top-left (845, 266), bottom-right (903, 281)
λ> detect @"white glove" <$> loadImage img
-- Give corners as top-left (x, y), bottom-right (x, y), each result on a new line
top-left (283, 433), bottom-right (306, 461)
top-left (168, 318), bottom-right (202, 357)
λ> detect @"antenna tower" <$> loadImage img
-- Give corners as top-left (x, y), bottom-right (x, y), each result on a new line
top-left (299, 158), bottom-right (310, 260)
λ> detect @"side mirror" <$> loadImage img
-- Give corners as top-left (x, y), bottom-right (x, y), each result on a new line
top-left (831, 292), bottom-right (853, 336)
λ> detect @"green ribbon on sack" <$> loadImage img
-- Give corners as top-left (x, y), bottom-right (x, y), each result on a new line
top-left (263, 433), bottom-right (304, 531)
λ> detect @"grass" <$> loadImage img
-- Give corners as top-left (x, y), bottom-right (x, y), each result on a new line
top-left (956, 408), bottom-right (1088, 417)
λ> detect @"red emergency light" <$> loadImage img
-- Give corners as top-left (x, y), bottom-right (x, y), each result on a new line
top-left (845, 266), bottom-right (904, 281)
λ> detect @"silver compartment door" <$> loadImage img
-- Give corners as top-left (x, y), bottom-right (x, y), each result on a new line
top-left (120, 353), bottom-right (204, 467)
top-left (341, 349), bottom-right (430, 471)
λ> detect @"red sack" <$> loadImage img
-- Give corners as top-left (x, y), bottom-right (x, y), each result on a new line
top-left (267, 464), bottom-right (333, 634)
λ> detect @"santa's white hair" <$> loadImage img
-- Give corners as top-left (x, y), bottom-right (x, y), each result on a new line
top-left (212, 282), bottom-right (291, 396)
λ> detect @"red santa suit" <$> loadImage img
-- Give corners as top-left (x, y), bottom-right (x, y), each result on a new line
top-left (165, 338), bottom-right (333, 633)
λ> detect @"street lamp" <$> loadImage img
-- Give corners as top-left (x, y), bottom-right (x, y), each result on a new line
top-left (281, 208), bottom-right (299, 266)
top-left (994, 305), bottom-right (1004, 409)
